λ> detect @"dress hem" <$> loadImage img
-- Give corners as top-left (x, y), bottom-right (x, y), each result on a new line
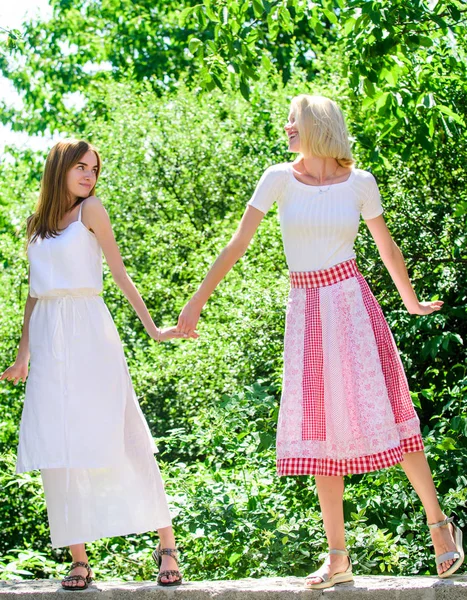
top-left (50, 520), bottom-right (173, 549)
top-left (277, 434), bottom-right (424, 476)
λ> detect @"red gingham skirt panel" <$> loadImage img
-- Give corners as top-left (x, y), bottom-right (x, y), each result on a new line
top-left (357, 274), bottom-right (416, 424)
top-left (290, 258), bottom-right (359, 288)
top-left (277, 434), bottom-right (424, 476)
top-left (302, 288), bottom-right (326, 441)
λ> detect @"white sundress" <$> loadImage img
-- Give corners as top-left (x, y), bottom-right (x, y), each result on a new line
top-left (16, 201), bottom-right (172, 547)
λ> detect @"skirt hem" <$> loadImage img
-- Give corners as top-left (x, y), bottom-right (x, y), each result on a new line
top-left (277, 434), bottom-right (424, 477)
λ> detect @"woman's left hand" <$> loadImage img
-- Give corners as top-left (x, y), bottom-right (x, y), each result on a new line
top-left (408, 300), bottom-right (444, 315)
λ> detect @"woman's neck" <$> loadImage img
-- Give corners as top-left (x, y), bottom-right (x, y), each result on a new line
top-left (299, 156), bottom-right (340, 184)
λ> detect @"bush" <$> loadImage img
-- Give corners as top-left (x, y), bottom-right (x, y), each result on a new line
top-left (0, 74), bottom-right (465, 580)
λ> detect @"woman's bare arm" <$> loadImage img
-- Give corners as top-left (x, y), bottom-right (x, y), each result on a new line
top-left (365, 215), bottom-right (443, 315)
top-left (83, 196), bottom-right (194, 341)
top-left (1, 292), bottom-right (37, 384)
top-left (177, 205), bottom-right (265, 334)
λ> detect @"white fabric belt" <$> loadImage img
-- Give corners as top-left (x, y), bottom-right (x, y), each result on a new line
top-left (37, 289), bottom-right (100, 299)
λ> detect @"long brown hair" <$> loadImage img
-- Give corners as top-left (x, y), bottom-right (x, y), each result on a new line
top-left (27, 140), bottom-right (101, 243)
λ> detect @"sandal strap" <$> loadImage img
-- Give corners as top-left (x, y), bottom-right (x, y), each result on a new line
top-left (436, 551), bottom-right (461, 566)
top-left (428, 516), bottom-right (454, 529)
top-left (70, 561), bottom-right (91, 574)
top-left (305, 568), bottom-right (328, 583)
top-left (154, 547), bottom-right (179, 563)
top-left (329, 549), bottom-right (348, 556)
top-left (157, 570), bottom-right (182, 583)
top-left (306, 550), bottom-right (350, 582)
top-left (63, 575), bottom-right (87, 583)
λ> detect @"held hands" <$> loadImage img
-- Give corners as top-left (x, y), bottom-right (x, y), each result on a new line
top-left (0, 361), bottom-right (29, 385)
top-left (408, 300), bottom-right (444, 315)
top-left (177, 298), bottom-right (202, 337)
top-left (153, 326), bottom-right (199, 342)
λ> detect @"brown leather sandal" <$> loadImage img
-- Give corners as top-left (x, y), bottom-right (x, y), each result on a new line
top-left (152, 544), bottom-right (182, 586)
top-left (61, 561), bottom-right (93, 591)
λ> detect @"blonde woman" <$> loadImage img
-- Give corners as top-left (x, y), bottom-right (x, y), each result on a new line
top-left (1, 140), bottom-right (195, 589)
top-left (177, 95), bottom-right (464, 586)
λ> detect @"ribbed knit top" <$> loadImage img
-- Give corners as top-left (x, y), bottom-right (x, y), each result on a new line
top-left (247, 162), bottom-right (383, 272)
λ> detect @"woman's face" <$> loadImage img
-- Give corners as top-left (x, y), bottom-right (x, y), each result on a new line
top-left (284, 111), bottom-right (300, 153)
top-left (66, 150), bottom-right (98, 201)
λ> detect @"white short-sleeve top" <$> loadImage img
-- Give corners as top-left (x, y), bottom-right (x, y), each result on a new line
top-left (247, 162), bottom-right (383, 272)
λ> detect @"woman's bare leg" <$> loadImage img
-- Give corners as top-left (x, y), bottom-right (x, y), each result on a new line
top-left (158, 526), bottom-right (181, 583)
top-left (401, 451), bottom-right (457, 574)
top-left (306, 475), bottom-right (349, 583)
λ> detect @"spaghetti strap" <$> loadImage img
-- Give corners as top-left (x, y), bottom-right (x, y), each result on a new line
top-left (77, 201), bottom-right (84, 222)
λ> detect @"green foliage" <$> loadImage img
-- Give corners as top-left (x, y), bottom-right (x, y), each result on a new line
top-left (2, 0), bottom-right (466, 162)
top-left (0, 73), bottom-right (466, 582)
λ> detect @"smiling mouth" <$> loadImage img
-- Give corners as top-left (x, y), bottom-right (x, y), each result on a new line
top-left (288, 133), bottom-right (298, 141)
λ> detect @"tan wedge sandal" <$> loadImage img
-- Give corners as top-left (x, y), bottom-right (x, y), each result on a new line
top-left (304, 548), bottom-right (353, 589)
top-left (428, 516), bottom-right (464, 578)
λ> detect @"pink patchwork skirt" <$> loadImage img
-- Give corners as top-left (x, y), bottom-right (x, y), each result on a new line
top-left (276, 259), bottom-right (424, 477)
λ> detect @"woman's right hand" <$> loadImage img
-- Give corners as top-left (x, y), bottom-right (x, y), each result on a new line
top-left (177, 298), bottom-right (203, 336)
top-left (0, 361), bottom-right (29, 385)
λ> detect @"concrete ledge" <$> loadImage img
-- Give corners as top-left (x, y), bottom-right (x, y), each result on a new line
top-left (1, 577), bottom-right (467, 600)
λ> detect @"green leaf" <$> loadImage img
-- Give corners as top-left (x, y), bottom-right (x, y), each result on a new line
top-left (279, 6), bottom-right (293, 32)
top-left (239, 78), bottom-right (250, 100)
top-left (437, 105), bottom-right (464, 125)
top-left (382, 67), bottom-right (399, 87)
top-left (203, 0), bottom-right (219, 22)
top-left (311, 18), bottom-right (324, 35)
top-left (342, 17), bottom-right (356, 36)
top-left (410, 392), bottom-right (421, 409)
top-left (196, 5), bottom-right (208, 27)
top-left (228, 552), bottom-right (242, 565)
top-left (375, 91), bottom-right (390, 111)
top-left (363, 78), bottom-right (376, 97)
top-left (261, 53), bottom-right (272, 71)
top-left (436, 437), bottom-right (457, 451)
top-left (323, 8), bottom-right (338, 25)
top-left (418, 35), bottom-right (433, 47)
top-left (179, 5), bottom-right (198, 27)
top-left (428, 113), bottom-right (437, 137)
top-left (188, 38), bottom-right (203, 54)
top-left (252, 0), bottom-right (265, 18)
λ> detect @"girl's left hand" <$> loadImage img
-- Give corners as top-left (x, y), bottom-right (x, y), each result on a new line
top-left (408, 300), bottom-right (444, 315)
top-left (156, 326), bottom-right (199, 342)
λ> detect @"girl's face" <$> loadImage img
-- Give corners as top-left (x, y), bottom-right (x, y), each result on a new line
top-left (284, 111), bottom-right (300, 153)
top-left (66, 150), bottom-right (98, 202)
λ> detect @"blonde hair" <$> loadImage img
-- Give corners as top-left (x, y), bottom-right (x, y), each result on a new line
top-left (27, 140), bottom-right (101, 243)
top-left (290, 95), bottom-right (354, 168)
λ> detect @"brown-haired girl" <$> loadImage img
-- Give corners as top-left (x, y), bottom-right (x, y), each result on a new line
top-left (177, 95), bottom-right (464, 586)
top-left (1, 140), bottom-right (194, 589)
